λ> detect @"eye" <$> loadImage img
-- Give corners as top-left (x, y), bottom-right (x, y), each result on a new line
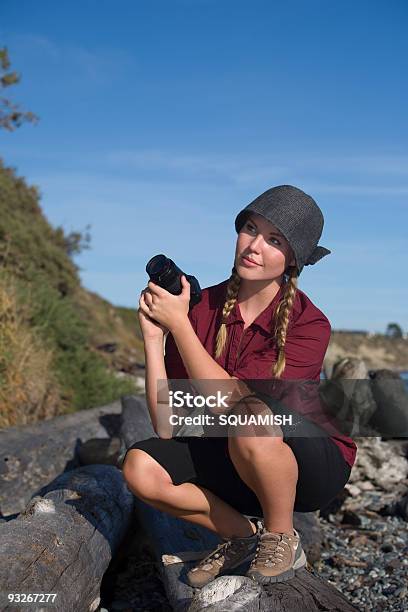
top-left (268, 237), bottom-right (281, 246)
top-left (245, 222), bottom-right (256, 233)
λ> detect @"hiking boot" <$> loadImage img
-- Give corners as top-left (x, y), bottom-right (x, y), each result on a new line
top-left (187, 520), bottom-right (262, 588)
top-left (247, 527), bottom-right (307, 584)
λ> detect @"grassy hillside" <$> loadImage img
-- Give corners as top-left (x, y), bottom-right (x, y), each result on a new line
top-left (0, 160), bottom-right (144, 428)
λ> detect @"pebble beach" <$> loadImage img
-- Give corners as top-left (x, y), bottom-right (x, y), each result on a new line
top-left (317, 490), bottom-right (408, 612)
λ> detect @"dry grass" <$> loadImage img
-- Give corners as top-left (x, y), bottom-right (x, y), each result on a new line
top-left (327, 332), bottom-right (408, 372)
top-left (0, 276), bottom-right (63, 428)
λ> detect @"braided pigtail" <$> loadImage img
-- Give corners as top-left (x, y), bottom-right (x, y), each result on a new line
top-left (272, 267), bottom-right (298, 378)
top-left (214, 267), bottom-right (241, 359)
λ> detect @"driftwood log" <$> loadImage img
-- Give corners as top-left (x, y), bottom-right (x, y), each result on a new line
top-left (118, 394), bottom-right (158, 458)
top-left (0, 401), bottom-right (122, 516)
top-left (319, 358), bottom-right (378, 436)
top-left (69, 392), bottom-right (159, 470)
top-left (188, 572), bottom-right (358, 612)
top-left (370, 369), bottom-right (408, 437)
top-left (0, 464), bottom-right (134, 612)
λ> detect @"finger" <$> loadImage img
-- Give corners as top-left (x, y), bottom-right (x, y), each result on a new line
top-left (147, 280), bottom-right (166, 295)
top-left (181, 275), bottom-right (191, 294)
top-left (139, 295), bottom-right (151, 312)
top-left (143, 291), bottom-right (154, 307)
top-left (138, 306), bottom-right (148, 318)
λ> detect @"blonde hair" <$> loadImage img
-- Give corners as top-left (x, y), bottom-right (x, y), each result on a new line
top-left (214, 266), bottom-right (298, 378)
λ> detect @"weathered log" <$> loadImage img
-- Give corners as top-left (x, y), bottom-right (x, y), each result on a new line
top-left (116, 394), bottom-right (158, 467)
top-left (134, 500), bottom-right (355, 611)
top-left (120, 395), bottom-right (158, 445)
top-left (319, 358), bottom-right (378, 436)
top-left (77, 436), bottom-right (122, 466)
top-left (0, 401), bottom-right (122, 516)
top-left (188, 571), bottom-right (358, 611)
top-left (369, 369), bottom-right (408, 437)
top-left (11, 398), bottom-right (144, 472)
top-left (0, 464), bottom-right (134, 612)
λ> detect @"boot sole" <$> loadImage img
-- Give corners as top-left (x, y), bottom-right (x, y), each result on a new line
top-left (247, 548), bottom-right (307, 584)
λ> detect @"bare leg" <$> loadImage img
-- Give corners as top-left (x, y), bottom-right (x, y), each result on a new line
top-left (122, 449), bottom-right (256, 539)
top-left (227, 398), bottom-right (298, 534)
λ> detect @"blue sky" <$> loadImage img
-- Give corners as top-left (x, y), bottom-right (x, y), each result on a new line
top-left (1, 0), bottom-right (407, 332)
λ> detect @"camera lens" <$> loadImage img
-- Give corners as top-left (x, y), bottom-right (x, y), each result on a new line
top-left (146, 254), bottom-right (168, 277)
top-left (146, 254), bottom-right (180, 293)
top-left (145, 253), bottom-right (201, 305)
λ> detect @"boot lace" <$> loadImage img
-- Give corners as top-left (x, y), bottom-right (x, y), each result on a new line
top-left (252, 533), bottom-right (289, 568)
top-left (193, 537), bottom-right (252, 571)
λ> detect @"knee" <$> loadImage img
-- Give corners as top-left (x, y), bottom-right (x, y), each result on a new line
top-left (228, 431), bottom-right (285, 460)
top-left (122, 449), bottom-right (170, 502)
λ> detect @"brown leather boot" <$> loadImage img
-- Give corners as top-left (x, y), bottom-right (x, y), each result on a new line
top-left (247, 528), bottom-right (307, 584)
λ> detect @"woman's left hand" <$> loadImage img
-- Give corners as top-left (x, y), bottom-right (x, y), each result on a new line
top-left (138, 274), bottom-right (191, 332)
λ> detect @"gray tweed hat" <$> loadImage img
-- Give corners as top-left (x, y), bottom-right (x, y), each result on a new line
top-left (234, 185), bottom-right (331, 275)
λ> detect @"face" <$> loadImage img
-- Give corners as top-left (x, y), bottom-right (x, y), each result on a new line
top-left (234, 213), bottom-right (296, 282)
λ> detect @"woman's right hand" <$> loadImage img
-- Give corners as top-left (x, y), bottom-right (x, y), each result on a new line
top-left (138, 287), bottom-right (169, 341)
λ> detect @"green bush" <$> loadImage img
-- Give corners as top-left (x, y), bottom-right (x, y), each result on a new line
top-left (13, 273), bottom-right (136, 411)
top-left (56, 346), bottom-right (136, 411)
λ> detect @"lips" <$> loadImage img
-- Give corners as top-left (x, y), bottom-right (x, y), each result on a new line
top-left (241, 255), bottom-right (261, 266)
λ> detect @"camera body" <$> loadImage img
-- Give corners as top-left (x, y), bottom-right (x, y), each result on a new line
top-left (146, 254), bottom-right (202, 308)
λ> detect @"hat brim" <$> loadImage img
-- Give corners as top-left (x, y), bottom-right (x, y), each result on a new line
top-left (234, 210), bottom-right (251, 234)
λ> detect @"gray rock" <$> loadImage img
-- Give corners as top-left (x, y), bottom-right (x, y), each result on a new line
top-left (347, 438), bottom-right (408, 492)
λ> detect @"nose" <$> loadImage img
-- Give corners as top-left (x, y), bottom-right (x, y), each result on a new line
top-left (249, 233), bottom-right (263, 252)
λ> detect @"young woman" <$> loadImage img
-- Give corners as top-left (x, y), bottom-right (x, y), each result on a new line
top-left (122, 185), bottom-right (357, 587)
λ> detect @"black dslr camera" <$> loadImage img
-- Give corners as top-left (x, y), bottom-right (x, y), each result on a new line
top-left (146, 254), bottom-right (202, 308)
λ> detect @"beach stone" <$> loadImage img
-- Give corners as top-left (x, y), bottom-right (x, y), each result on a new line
top-left (379, 492), bottom-right (408, 521)
top-left (396, 586), bottom-right (407, 598)
top-left (385, 558), bottom-right (401, 572)
top-left (345, 484), bottom-right (362, 497)
top-left (359, 481), bottom-right (375, 491)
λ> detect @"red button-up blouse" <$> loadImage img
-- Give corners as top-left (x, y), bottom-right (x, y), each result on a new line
top-left (164, 279), bottom-right (357, 467)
